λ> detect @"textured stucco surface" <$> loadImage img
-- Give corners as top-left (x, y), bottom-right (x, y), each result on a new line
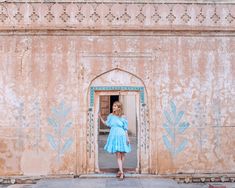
top-left (0, 34), bottom-right (234, 175)
top-left (0, 1), bottom-right (234, 176)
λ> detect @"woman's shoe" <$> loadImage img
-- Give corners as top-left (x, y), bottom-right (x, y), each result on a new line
top-left (119, 172), bottom-right (125, 181)
top-left (116, 171), bottom-right (121, 177)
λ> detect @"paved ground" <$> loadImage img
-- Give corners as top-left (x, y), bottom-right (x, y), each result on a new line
top-left (1, 178), bottom-right (235, 188)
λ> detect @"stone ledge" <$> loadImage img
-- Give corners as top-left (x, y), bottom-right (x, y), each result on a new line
top-left (0, 175), bottom-right (74, 185)
top-left (1, 29), bottom-right (235, 37)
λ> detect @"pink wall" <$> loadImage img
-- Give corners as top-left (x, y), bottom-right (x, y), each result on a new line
top-left (0, 1), bottom-right (234, 176)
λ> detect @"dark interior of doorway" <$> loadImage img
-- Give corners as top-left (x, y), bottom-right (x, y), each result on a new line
top-left (110, 95), bottom-right (119, 114)
top-left (99, 95), bottom-right (119, 133)
top-left (98, 95), bottom-right (137, 173)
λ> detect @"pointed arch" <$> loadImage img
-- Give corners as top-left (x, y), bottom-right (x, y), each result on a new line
top-left (88, 68), bottom-right (148, 95)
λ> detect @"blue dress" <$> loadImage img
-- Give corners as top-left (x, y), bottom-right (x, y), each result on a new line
top-left (104, 114), bottom-right (131, 153)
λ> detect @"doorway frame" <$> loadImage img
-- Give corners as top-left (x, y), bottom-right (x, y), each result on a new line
top-left (86, 86), bottom-right (150, 173)
top-left (97, 91), bottom-right (139, 172)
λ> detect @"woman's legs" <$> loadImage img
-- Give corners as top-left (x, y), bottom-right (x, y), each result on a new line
top-left (116, 152), bottom-right (123, 173)
top-left (121, 152), bottom-right (125, 163)
top-left (116, 152), bottom-right (126, 180)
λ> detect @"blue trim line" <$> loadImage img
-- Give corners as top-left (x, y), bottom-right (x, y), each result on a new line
top-left (90, 86), bottom-right (145, 107)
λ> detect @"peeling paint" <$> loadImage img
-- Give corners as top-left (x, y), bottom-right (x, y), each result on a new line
top-left (0, 22), bottom-right (234, 175)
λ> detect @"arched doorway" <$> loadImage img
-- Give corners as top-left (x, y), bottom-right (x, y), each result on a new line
top-left (86, 68), bottom-right (150, 174)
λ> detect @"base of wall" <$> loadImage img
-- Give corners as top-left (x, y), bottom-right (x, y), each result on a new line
top-left (168, 174), bottom-right (235, 184)
top-left (0, 173), bottom-right (234, 184)
top-left (0, 174), bottom-right (74, 184)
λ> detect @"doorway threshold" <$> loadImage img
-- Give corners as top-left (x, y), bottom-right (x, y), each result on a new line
top-left (78, 173), bottom-right (157, 178)
top-left (99, 168), bottom-right (137, 173)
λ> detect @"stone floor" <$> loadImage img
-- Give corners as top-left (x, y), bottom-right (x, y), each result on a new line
top-left (1, 178), bottom-right (235, 188)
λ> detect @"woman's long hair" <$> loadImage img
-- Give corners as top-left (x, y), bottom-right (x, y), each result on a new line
top-left (112, 101), bottom-right (123, 117)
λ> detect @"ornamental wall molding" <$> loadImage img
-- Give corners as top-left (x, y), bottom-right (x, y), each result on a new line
top-left (0, 1), bottom-right (235, 31)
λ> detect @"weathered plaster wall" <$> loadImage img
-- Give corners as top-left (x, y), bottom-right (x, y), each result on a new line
top-left (0, 1), bottom-right (235, 176)
top-left (0, 35), bottom-right (234, 175)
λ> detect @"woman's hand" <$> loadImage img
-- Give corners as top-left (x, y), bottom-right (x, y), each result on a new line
top-left (127, 137), bottom-right (130, 145)
top-left (98, 112), bottom-right (106, 125)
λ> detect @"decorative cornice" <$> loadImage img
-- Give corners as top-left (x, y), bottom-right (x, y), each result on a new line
top-left (1, 30), bottom-right (235, 36)
top-left (0, 2), bottom-right (235, 31)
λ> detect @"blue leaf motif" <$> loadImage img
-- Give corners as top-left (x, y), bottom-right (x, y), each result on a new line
top-left (47, 134), bottom-right (57, 150)
top-left (47, 117), bottom-right (59, 132)
top-left (59, 101), bottom-right (64, 110)
top-left (52, 107), bottom-right (60, 117)
top-left (61, 121), bottom-right (73, 136)
top-left (61, 138), bottom-right (73, 154)
top-left (164, 111), bottom-right (173, 125)
top-left (59, 102), bottom-right (65, 116)
top-left (178, 122), bottom-right (189, 133)
top-left (163, 135), bottom-right (172, 153)
top-left (163, 123), bottom-right (174, 140)
top-left (162, 100), bottom-right (189, 156)
top-left (175, 111), bottom-right (184, 125)
top-left (62, 107), bottom-right (71, 117)
top-left (170, 101), bottom-right (176, 115)
top-left (59, 102), bottom-right (71, 117)
top-left (47, 101), bottom-right (73, 161)
top-left (175, 139), bottom-right (188, 154)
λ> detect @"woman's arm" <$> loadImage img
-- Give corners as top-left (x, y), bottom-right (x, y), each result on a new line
top-left (98, 113), bottom-right (108, 127)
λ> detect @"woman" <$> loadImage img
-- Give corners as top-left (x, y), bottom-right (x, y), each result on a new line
top-left (99, 101), bottom-right (131, 180)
